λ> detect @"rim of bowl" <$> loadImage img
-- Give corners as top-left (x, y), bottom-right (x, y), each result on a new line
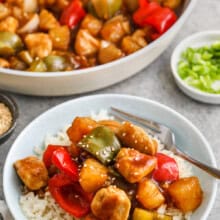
top-left (0, 0), bottom-right (197, 78)
top-left (3, 94), bottom-right (217, 220)
top-left (0, 93), bottom-right (18, 140)
top-left (171, 30), bottom-right (220, 99)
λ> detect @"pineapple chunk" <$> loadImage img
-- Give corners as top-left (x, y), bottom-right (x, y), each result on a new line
top-left (115, 148), bottom-right (157, 183)
top-left (25, 33), bottom-right (52, 58)
top-left (67, 117), bottom-right (98, 144)
top-left (0, 3), bottom-right (11, 20)
top-left (122, 29), bottom-right (147, 55)
top-left (81, 14), bottom-right (103, 36)
top-left (0, 16), bottom-right (19, 33)
top-left (168, 176), bottom-right (203, 213)
top-left (79, 158), bottom-right (108, 193)
top-left (98, 42), bottom-right (123, 64)
top-left (137, 178), bottom-right (165, 210)
top-left (101, 15), bottom-right (130, 44)
top-left (39, 9), bottom-right (59, 30)
top-left (75, 29), bottom-right (100, 56)
top-left (49, 25), bottom-right (70, 50)
top-left (0, 58), bottom-right (10, 68)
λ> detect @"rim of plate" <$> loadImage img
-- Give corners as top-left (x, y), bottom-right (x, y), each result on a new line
top-left (3, 94), bottom-right (217, 220)
top-left (171, 30), bottom-right (220, 99)
top-left (0, 0), bottom-right (197, 78)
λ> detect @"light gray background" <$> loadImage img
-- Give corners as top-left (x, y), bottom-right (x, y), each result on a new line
top-left (1, 0), bottom-right (220, 219)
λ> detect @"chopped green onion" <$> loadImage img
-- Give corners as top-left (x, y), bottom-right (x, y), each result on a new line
top-left (177, 41), bottom-right (220, 94)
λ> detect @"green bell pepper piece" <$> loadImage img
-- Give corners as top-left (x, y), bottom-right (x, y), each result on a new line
top-left (0, 31), bottom-right (23, 57)
top-left (78, 126), bottom-right (121, 165)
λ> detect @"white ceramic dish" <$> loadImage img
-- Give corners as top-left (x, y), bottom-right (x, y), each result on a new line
top-left (0, 0), bottom-right (197, 96)
top-left (171, 31), bottom-right (220, 104)
top-left (3, 94), bottom-right (217, 220)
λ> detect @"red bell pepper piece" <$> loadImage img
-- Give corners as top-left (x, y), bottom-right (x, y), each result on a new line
top-left (49, 173), bottom-right (93, 218)
top-left (153, 153), bottom-right (179, 182)
top-left (52, 147), bottom-right (79, 181)
top-left (133, 1), bottom-right (161, 27)
top-left (144, 7), bottom-right (177, 34)
top-left (43, 145), bottom-right (67, 168)
top-left (60, 0), bottom-right (86, 29)
top-left (133, 0), bottom-right (177, 34)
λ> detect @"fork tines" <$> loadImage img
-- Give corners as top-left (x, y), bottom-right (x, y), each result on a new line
top-left (110, 107), bottom-right (161, 135)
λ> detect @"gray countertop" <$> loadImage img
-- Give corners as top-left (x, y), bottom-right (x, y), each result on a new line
top-left (1, 0), bottom-right (220, 219)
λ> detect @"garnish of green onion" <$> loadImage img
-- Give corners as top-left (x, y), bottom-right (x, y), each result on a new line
top-left (177, 41), bottom-right (220, 94)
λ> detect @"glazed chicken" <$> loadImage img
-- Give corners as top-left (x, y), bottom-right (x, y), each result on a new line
top-left (91, 186), bottom-right (131, 220)
top-left (115, 148), bottom-right (157, 183)
top-left (14, 156), bottom-right (48, 190)
top-left (117, 121), bottom-right (158, 155)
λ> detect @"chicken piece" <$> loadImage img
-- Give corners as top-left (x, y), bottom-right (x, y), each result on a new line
top-left (98, 119), bottom-right (121, 134)
top-left (67, 117), bottom-right (98, 144)
top-left (0, 3), bottom-right (11, 20)
top-left (79, 158), bottom-right (108, 193)
top-left (91, 186), bottom-right (131, 220)
top-left (14, 156), bottom-right (48, 190)
top-left (0, 16), bottom-right (19, 33)
top-left (121, 29), bottom-right (147, 55)
top-left (38, 0), bottom-right (56, 7)
top-left (81, 14), bottom-right (103, 37)
top-left (162, 0), bottom-right (181, 9)
top-left (11, 6), bottom-right (25, 21)
top-left (168, 176), bottom-right (203, 213)
top-left (117, 121), bottom-right (158, 155)
top-left (98, 41), bottom-right (123, 64)
top-left (39, 9), bottom-right (59, 31)
top-left (137, 178), bottom-right (165, 210)
top-left (101, 15), bottom-right (130, 44)
top-left (0, 58), bottom-right (10, 68)
top-left (49, 25), bottom-right (70, 50)
top-left (85, 213), bottom-right (99, 220)
top-left (7, 0), bottom-right (38, 13)
top-left (115, 148), bottom-right (157, 183)
top-left (75, 29), bottom-right (100, 56)
top-left (55, 0), bottom-right (70, 10)
top-left (6, 0), bottom-right (22, 6)
top-left (25, 33), bottom-right (52, 58)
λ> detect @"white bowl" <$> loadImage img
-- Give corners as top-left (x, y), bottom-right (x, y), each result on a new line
top-left (0, 0), bottom-right (197, 96)
top-left (3, 94), bottom-right (217, 220)
top-left (171, 31), bottom-right (220, 104)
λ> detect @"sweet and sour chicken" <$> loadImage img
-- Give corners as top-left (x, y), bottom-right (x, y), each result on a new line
top-left (0, 0), bottom-right (182, 72)
top-left (14, 114), bottom-right (203, 220)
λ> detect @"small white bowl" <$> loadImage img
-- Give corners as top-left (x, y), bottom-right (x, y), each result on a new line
top-left (171, 31), bottom-right (220, 104)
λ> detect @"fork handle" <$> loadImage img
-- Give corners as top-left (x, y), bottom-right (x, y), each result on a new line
top-left (173, 146), bottom-right (220, 179)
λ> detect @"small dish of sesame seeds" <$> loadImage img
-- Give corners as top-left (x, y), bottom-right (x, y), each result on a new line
top-left (0, 93), bottom-right (18, 144)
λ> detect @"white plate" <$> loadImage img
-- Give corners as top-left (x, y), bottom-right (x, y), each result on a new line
top-left (0, 0), bottom-right (197, 96)
top-left (3, 94), bottom-right (217, 220)
top-left (171, 31), bottom-right (220, 104)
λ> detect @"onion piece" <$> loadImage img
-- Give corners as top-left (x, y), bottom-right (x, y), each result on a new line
top-left (23, 0), bottom-right (38, 13)
top-left (18, 14), bottom-right (40, 34)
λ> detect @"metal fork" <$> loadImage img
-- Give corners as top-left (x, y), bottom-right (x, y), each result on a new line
top-left (111, 107), bottom-right (220, 179)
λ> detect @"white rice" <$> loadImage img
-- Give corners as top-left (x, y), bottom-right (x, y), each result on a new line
top-left (20, 111), bottom-right (193, 220)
